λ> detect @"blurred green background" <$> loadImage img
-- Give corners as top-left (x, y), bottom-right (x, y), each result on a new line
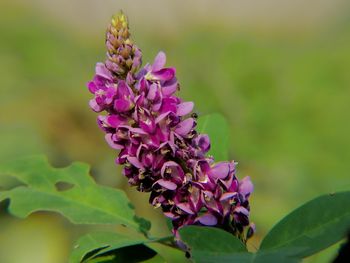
top-left (1, 0), bottom-right (350, 262)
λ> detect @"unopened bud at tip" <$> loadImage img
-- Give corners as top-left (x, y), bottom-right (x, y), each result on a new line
top-left (111, 10), bottom-right (128, 29)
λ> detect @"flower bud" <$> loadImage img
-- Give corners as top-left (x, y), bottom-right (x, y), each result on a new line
top-left (105, 11), bottom-right (142, 77)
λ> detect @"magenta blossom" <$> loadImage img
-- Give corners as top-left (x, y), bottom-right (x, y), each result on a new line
top-left (87, 12), bottom-right (254, 242)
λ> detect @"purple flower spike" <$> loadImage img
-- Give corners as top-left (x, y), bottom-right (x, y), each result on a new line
top-left (87, 11), bottom-right (254, 243)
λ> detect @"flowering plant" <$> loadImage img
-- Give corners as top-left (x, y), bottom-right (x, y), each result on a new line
top-left (87, 12), bottom-right (254, 242)
top-left (0, 11), bottom-right (349, 263)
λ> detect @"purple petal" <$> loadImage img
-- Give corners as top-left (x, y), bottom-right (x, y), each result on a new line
top-left (162, 80), bottom-right (178, 97)
top-left (152, 102), bottom-right (162, 113)
top-left (160, 161), bottom-right (180, 176)
top-left (163, 212), bottom-right (179, 219)
top-left (176, 102), bottom-right (194, 116)
top-left (142, 153), bottom-right (154, 168)
top-left (148, 133), bottom-right (161, 148)
top-left (234, 206), bottom-right (250, 216)
top-left (135, 94), bottom-right (145, 106)
top-left (157, 141), bottom-right (176, 155)
top-left (147, 83), bottom-right (158, 100)
top-left (117, 81), bottom-right (133, 98)
top-left (203, 190), bottom-right (214, 199)
top-left (161, 98), bottom-right (177, 113)
top-left (249, 223), bottom-right (256, 232)
top-left (114, 99), bottom-right (132, 112)
top-left (135, 77), bottom-right (147, 92)
top-left (95, 63), bottom-right (113, 80)
top-left (106, 115), bottom-right (124, 128)
top-left (226, 177), bottom-right (239, 192)
top-left (87, 81), bottom-right (98, 94)
top-left (208, 162), bottom-right (231, 179)
top-left (195, 134), bottom-right (211, 153)
top-left (205, 199), bottom-right (222, 214)
top-left (105, 87), bottom-right (117, 104)
top-left (189, 188), bottom-right (203, 211)
top-left (97, 115), bottom-right (107, 129)
top-left (105, 60), bottom-right (121, 74)
top-left (152, 51), bottom-right (166, 72)
top-left (139, 118), bottom-right (156, 134)
top-left (198, 160), bottom-right (211, 174)
top-left (152, 68), bottom-right (175, 81)
top-left (128, 127), bottom-right (148, 135)
top-left (155, 111), bottom-right (171, 123)
top-left (247, 223), bottom-right (256, 239)
top-left (126, 72), bottom-right (135, 86)
top-left (127, 156), bottom-right (144, 169)
top-left (163, 161), bottom-right (185, 181)
top-left (239, 176), bottom-right (254, 197)
top-left (175, 118), bottom-right (194, 136)
top-left (219, 192), bottom-right (238, 201)
top-left (105, 133), bottom-right (123, 150)
top-left (197, 213), bottom-right (218, 226)
top-left (177, 203), bottom-right (195, 215)
top-left (155, 179), bottom-right (177, 190)
top-left (136, 144), bottom-right (149, 158)
top-left (89, 99), bottom-right (103, 112)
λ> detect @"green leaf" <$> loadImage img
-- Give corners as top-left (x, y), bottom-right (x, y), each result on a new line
top-left (182, 251), bottom-right (300, 263)
top-left (145, 243), bottom-right (188, 263)
top-left (178, 226), bottom-right (301, 263)
top-left (179, 226), bottom-right (246, 253)
top-left (69, 232), bottom-right (147, 263)
top-left (140, 254), bottom-right (165, 263)
top-left (85, 255), bottom-right (116, 263)
top-left (260, 191), bottom-right (350, 258)
top-left (179, 226), bottom-right (246, 262)
top-left (91, 244), bottom-right (157, 263)
top-left (197, 113), bottom-right (230, 161)
top-left (134, 216), bottom-right (152, 235)
top-left (0, 155), bottom-right (139, 230)
top-left (165, 218), bottom-right (173, 232)
top-left (70, 231), bottom-right (185, 263)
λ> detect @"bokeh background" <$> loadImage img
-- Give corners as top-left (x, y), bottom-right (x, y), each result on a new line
top-left (1, 0), bottom-right (350, 262)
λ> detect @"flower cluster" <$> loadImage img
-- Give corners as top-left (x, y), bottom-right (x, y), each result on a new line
top-left (87, 12), bottom-right (254, 241)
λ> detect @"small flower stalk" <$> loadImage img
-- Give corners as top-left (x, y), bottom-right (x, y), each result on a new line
top-left (87, 11), bottom-right (254, 241)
